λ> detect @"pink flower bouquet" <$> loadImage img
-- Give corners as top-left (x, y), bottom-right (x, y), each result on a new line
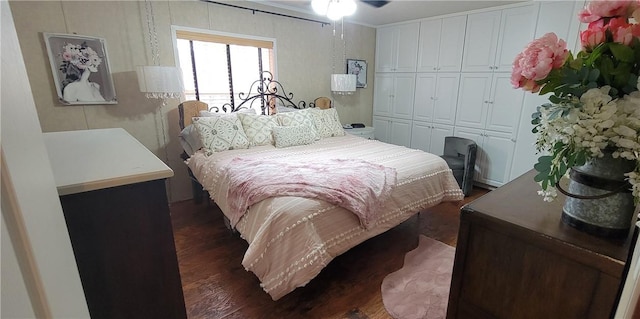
top-left (512, 0), bottom-right (640, 203)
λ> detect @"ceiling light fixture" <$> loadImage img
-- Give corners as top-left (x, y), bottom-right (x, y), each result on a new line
top-left (312, 0), bottom-right (357, 21)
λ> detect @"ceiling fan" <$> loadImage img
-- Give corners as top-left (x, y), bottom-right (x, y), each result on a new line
top-left (360, 0), bottom-right (390, 8)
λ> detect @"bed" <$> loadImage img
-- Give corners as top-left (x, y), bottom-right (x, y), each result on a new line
top-left (179, 72), bottom-right (464, 300)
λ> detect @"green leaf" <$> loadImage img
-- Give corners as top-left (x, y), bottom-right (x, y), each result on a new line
top-left (610, 43), bottom-right (635, 62)
top-left (549, 95), bottom-right (562, 104)
top-left (534, 170), bottom-right (547, 182)
top-left (588, 68), bottom-right (600, 82)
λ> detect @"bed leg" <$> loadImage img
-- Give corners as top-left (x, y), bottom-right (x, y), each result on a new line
top-left (191, 179), bottom-right (204, 204)
top-left (223, 215), bottom-right (237, 234)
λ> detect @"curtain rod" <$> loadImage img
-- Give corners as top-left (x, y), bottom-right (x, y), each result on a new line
top-left (200, 1), bottom-right (331, 27)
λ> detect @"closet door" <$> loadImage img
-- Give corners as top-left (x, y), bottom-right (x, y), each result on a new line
top-left (429, 124), bottom-right (454, 156)
top-left (485, 73), bottom-right (524, 134)
top-left (391, 73), bottom-right (416, 119)
top-left (417, 19), bottom-right (442, 72)
top-left (494, 5), bottom-right (538, 72)
top-left (394, 23), bottom-right (420, 72)
top-left (413, 73), bottom-right (437, 122)
top-left (438, 15), bottom-right (467, 72)
top-left (433, 73), bottom-right (460, 125)
top-left (462, 11), bottom-right (501, 72)
top-left (373, 73), bottom-right (394, 117)
top-left (455, 73), bottom-right (491, 129)
top-left (376, 27), bottom-right (396, 72)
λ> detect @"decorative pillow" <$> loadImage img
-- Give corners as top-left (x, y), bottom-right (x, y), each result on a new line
top-left (275, 105), bottom-right (298, 113)
top-left (310, 108), bottom-right (345, 138)
top-left (276, 108), bottom-right (319, 139)
top-left (199, 108), bottom-right (256, 117)
top-left (238, 113), bottom-right (278, 146)
top-left (178, 124), bottom-right (202, 156)
top-left (192, 114), bottom-right (250, 155)
top-left (272, 124), bottom-right (317, 148)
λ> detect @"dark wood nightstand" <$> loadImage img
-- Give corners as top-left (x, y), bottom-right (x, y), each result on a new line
top-left (447, 170), bottom-right (633, 319)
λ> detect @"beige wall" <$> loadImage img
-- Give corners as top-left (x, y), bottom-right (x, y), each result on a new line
top-left (9, 0), bottom-right (376, 202)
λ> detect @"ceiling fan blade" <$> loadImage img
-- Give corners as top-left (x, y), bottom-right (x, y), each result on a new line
top-left (361, 0), bottom-right (390, 8)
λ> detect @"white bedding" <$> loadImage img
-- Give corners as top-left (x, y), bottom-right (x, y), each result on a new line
top-left (187, 134), bottom-right (463, 300)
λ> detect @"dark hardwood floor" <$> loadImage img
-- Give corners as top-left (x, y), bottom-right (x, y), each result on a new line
top-left (169, 187), bottom-right (489, 319)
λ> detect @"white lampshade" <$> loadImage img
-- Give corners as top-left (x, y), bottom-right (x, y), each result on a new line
top-left (136, 66), bottom-right (184, 99)
top-left (331, 74), bottom-right (356, 95)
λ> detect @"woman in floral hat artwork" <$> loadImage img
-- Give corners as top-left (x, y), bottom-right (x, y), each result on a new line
top-left (60, 42), bottom-right (106, 102)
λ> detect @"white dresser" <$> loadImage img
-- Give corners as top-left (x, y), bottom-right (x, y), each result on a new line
top-left (346, 126), bottom-right (375, 139)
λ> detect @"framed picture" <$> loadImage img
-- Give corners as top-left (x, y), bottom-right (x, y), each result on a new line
top-left (43, 33), bottom-right (117, 105)
top-left (347, 59), bottom-right (367, 88)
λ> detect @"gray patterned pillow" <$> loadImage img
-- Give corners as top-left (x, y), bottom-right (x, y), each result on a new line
top-left (272, 124), bottom-right (317, 148)
top-left (310, 108), bottom-right (345, 138)
top-left (192, 114), bottom-right (250, 155)
top-left (238, 113), bottom-right (278, 146)
top-left (276, 108), bottom-right (319, 140)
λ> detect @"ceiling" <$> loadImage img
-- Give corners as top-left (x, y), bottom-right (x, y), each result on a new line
top-left (256, 0), bottom-right (526, 26)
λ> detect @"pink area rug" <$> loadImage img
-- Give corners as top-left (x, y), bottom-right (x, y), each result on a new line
top-left (381, 235), bottom-right (455, 319)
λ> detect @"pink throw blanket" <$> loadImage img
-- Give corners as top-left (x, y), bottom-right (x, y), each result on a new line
top-left (224, 157), bottom-right (397, 229)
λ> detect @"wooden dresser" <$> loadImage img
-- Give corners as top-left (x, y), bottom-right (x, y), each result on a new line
top-left (44, 128), bottom-right (186, 319)
top-left (447, 170), bottom-right (633, 319)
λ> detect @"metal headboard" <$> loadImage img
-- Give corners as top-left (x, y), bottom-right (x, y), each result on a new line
top-left (208, 71), bottom-right (309, 115)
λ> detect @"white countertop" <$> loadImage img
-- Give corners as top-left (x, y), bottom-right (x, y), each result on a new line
top-left (44, 128), bottom-right (173, 195)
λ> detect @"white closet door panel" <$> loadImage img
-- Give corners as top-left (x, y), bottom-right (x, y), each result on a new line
top-left (495, 5), bottom-right (538, 72)
top-left (482, 130), bottom-right (516, 186)
top-left (413, 73), bottom-right (437, 122)
top-left (392, 73), bottom-right (416, 119)
top-left (510, 93), bottom-right (548, 180)
top-left (462, 11), bottom-right (501, 72)
top-left (438, 15), bottom-right (467, 72)
top-left (394, 23), bottom-right (420, 72)
top-left (373, 117), bottom-right (391, 143)
top-left (535, 1), bottom-right (585, 60)
top-left (486, 73), bottom-right (524, 134)
top-left (411, 121), bottom-right (432, 153)
top-left (417, 19), bottom-right (442, 72)
top-left (433, 73), bottom-right (460, 125)
top-left (373, 74), bottom-right (394, 117)
top-left (430, 124), bottom-right (454, 156)
top-left (390, 118), bottom-right (413, 148)
top-left (376, 27), bottom-right (395, 72)
top-left (455, 73), bottom-right (491, 129)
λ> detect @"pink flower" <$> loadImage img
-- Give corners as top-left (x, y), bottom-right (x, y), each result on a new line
top-left (609, 17), bottom-right (635, 45)
top-left (580, 24), bottom-right (607, 49)
top-left (578, 0), bottom-right (635, 23)
top-left (511, 33), bottom-right (568, 91)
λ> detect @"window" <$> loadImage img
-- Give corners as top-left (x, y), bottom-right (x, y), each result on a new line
top-left (175, 29), bottom-right (275, 112)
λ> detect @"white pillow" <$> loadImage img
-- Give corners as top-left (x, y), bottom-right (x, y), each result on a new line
top-left (192, 114), bottom-right (250, 155)
top-left (178, 124), bottom-right (202, 156)
top-left (275, 105), bottom-right (298, 113)
top-left (199, 108), bottom-right (256, 117)
top-left (310, 108), bottom-right (345, 138)
top-left (238, 113), bottom-right (278, 146)
top-left (276, 108), bottom-right (319, 139)
top-left (272, 124), bottom-right (317, 148)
